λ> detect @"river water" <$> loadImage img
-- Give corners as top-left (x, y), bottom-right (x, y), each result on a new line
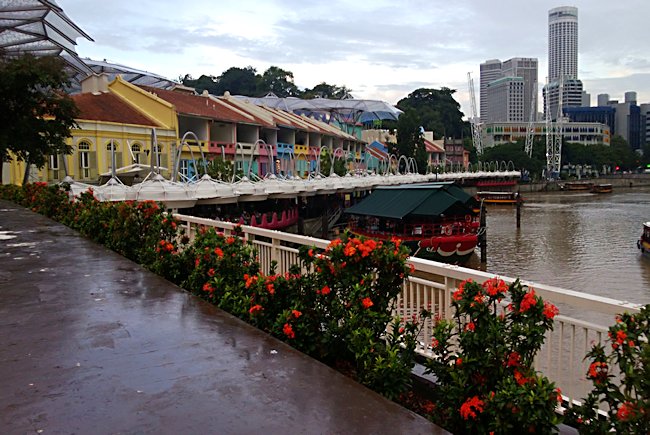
top-left (466, 187), bottom-right (650, 305)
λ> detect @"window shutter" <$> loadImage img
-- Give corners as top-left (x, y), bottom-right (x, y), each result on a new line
top-left (158, 153), bottom-right (168, 170)
top-left (115, 152), bottom-right (122, 170)
top-left (88, 152), bottom-right (97, 179)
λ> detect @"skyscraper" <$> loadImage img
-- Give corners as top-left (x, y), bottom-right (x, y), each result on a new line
top-left (480, 58), bottom-right (537, 123)
top-left (544, 6), bottom-right (583, 120)
top-left (548, 6), bottom-right (578, 82)
top-left (480, 59), bottom-right (502, 122)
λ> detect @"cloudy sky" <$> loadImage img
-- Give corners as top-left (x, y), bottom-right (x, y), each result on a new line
top-left (59, 0), bottom-right (650, 117)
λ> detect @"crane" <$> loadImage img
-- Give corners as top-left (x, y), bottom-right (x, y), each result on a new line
top-left (467, 72), bottom-right (483, 155)
top-left (545, 75), bottom-right (563, 179)
top-left (524, 81), bottom-right (537, 158)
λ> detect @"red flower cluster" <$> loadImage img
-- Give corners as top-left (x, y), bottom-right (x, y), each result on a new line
top-left (459, 396), bottom-right (485, 420)
top-left (291, 309), bottom-right (302, 319)
top-left (587, 361), bottom-right (608, 384)
top-left (317, 285), bottom-right (331, 295)
top-left (361, 297), bottom-right (374, 309)
top-left (249, 304), bottom-right (263, 315)
top-left (341, 238), bottom-right (378, 258)
top-left (483, 277), bottom-right (508, 297)
top-left (226, 236), bottom-right (235, 245)
top-left (506, 351), bottom-right (520, 367)
top-left (283, 323), bottom-right (295, 339)
top-left (202, 282), bottom-right (214, 293)
top-left (452, 279), bottom-right (473, 301)
top-left (213, 247), bottom-right (224, 258)
top-left (616, 401), bottom-right (636, 421)
top-left (542, 301), bottom-right (559, 319)
top-left (519, 289), bottom-right (537, 313)
top-left (465, 321), bottom-right (476, 332)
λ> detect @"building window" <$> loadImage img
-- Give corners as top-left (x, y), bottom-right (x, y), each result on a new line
top-left (78, 140), bottom-right (91, 178)
top-left (106, 142), bottom-right (118, 151)
top-left (131, 143), bottom-right (141, 164)
top-left (49, 154), bottom-right (59, 170)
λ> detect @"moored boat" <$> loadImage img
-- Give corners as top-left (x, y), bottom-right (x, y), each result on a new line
top-left (561, 181), bottom-right (593, 191)
top-left (476, 191), bottom-right (522, 205)
top-left (638, 222), bottom-right (650, 255)
top-left (344, 183), bottom-right (480, 263)
top-left (591, 183), bottom-right (613, 193)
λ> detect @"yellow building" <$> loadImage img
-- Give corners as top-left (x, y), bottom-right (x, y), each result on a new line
top-left (6, 74), bottom-right (177, 185)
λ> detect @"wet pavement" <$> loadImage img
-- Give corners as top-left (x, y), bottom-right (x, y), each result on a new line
top-left (0, 200), bottom-right (445, 435)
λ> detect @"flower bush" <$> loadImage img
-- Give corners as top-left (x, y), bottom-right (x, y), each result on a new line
top-left (423, 278), bottom-right (562, 434)
top-left (565, 305), bottom-right (650, 433)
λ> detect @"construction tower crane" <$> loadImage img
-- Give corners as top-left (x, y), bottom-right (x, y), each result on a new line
top-left (524, 81), bottom-right (537, 158)
top-left (467, 72), bottom-right (483, 155)
top-left (545, 75), bottom-right (564, 179)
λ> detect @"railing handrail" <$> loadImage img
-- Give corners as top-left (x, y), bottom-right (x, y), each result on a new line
top-left (174, 212), bottom-right (643, 316)
top-left (172, 212), bottom-right (644, 405)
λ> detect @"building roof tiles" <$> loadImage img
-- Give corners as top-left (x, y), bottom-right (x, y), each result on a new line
top-left (71, 92), bottom-right (158, 127)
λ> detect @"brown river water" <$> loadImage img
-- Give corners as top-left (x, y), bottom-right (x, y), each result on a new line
top-left (466, 187), bottom-right (650, 305)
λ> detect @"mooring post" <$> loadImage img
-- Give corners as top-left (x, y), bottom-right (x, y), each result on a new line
top-left (479, 201), bottom-right (487, 263)
top-left (516, 192), bottom-right (522, 229)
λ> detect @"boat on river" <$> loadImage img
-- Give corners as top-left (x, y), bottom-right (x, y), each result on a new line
top-left (344, 183), bottom-right (480, 263)
top-left (476, 191), bottom-right (522, 205)
top-left (591, 183), bottom-right (613, 194)
top-left (561, 181), bottom-right (593, 191)
top-left (638, 222), bottom-right (650, 255)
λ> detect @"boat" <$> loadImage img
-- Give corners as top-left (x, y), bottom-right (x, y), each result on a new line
top-left (344, 182), bottom-right (480, 263)
top-left (638, 222), bottom-right (650, 255)
top-left (591, 183), bottom-right (613, 193)
top-left (476, 191), bottom-right (522, 205)
top-left (561, 181), bottom-right (593, 191)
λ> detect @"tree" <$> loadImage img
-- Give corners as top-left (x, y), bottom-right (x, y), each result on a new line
top-left (480, 141), bottom-right (544, 179)
top-left (256, 66), bottom-right (299, 97)
top-left (301, 82), bottom-right (351, 99)
top-left (610, 135), bottom-right (639, 170)
top-left (181, 74), bottom-right (219, 94)
top-left (202, 156), bottom-right (239, 182)
top-left (394, 108), bottom-right (425, 172)
top-left (396, 88), bottom-right (469, 139)
top-left (221, 66), bottom-right (259, 96)
top-left (0, 54), bottom-right (78, 184)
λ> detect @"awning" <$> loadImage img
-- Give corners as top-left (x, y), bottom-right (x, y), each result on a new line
top-left (345, 183), bottom-right (475, 220)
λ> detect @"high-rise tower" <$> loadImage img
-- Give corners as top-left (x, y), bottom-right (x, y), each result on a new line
top-left (544, 6), bottom-right (582, 121)
top-left (548, 6), bottom-right (578, 82)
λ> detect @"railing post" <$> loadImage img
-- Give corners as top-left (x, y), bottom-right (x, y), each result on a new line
top-left (271, 237), bottom-right (281, 273)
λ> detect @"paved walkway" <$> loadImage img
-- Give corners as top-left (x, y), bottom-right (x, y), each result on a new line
top-left (0, 201), bottom-right (446, 435)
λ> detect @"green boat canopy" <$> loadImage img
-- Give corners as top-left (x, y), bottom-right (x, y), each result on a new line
top-left (345, 183), bottom-right (477, 220)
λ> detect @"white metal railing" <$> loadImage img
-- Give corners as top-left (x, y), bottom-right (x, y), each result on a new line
top-left (173, 213), bottom-right (643, 404)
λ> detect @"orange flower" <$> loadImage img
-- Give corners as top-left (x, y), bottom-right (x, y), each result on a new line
top-left (283, 323), bottom-right (295, 339)
top-left (456, 358), bottom-right (463, 366)
top-left (320, 285), bottom-right (331, 295)
top-left (459, 396), bottom-right (484, 420)
top-left (465, 321), bottom-right (475, 332)
top-left (226, 236), bottom-right (235, 245)
top-left (587, 361), bottom-right (608, 384)
top-left (291, 309), bottom-right (302, 319)
top-left (249, 304), bottom-right (263, 315)
top-left (308, 249), bottom-right (314, 257)
top-left (361, 297), bottom-right (373, 309)
top-left (542, 301), bottom-right (559, 319)
top-left (617, 401), bottom-right (635, 421)
top-left (214, 247), bottom-right (224, 258)
top-left (519, 289), bottom-right (537, 313)
top-left (207, 268), bottom-right (215, 277)
top-left (344, 244), bottom-right (357, 257)
top-left (202, 282), bottom-right (214, 293)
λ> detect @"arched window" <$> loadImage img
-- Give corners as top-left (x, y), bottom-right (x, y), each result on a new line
top-left (77, 140), bottom-right (92, 178)
top-left (131, 143), bottom-right (141, 153)
top-left (131, 143), bottom-right (142, 164)
top-left (106, 142), bottom-right (118, 151)
top-left (77, 140), bottom-right (91, 151)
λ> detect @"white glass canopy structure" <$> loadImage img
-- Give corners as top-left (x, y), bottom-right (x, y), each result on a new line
top-left (0, 0), bottom-right (93, 75)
